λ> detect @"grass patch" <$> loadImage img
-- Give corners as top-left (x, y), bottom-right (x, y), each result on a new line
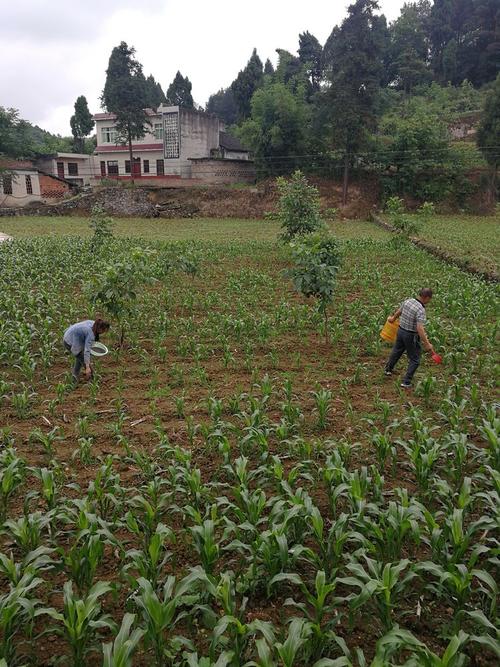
top-left (1, 215), bottom-right (390, 242)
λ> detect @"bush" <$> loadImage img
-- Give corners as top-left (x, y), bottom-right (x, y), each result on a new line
top-left (276, 170), bottom-right (325, 242)
top-left (416, 202), bottom-right (435, 222)
top-left (385, 197), bottom-right (419, 237)
top-left (89, 206), bottom-right (114, 249)
top-left (287, 232), bottom-right (341, 342)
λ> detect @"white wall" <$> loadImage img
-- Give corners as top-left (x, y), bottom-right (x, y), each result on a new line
top-left (0, 170), bottom-right (41, 207)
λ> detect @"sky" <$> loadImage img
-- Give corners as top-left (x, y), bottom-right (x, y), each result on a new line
top-left (1, 0), bottom-right (408, 135)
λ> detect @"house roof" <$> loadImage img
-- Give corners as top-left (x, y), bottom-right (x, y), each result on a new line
top-left (94, 108), bottom-right (159, 121)
top-left (0, 158), bottom-right (36, 170)
top-left (219, 132), bottom-right (248, 152)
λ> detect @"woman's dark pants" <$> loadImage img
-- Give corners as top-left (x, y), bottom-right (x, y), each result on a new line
top-left (385, 327), bottom-right (421, 384)
top-left (64, 342), bottom-right (84, 381)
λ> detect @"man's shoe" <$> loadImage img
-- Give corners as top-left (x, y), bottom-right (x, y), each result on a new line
top-left (400, 382), bottom-right (412, 389)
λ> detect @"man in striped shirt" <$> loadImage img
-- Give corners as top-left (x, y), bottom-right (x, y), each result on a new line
top-left (384, 288), bottom-right (435, 388)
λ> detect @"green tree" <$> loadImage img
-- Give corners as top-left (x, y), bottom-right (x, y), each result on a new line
top-left (237, 82), bottom-right (309, 175)
top-left (206, 88), bottom-right (238, 125)
top-left (477, 74), bottom-right (500, 199)
top-left (324, 0), bottom-right (385, 204)
top-left (166, 71), bottom-right (194, 108)
top-left (298, 31), bottom-right (323, 91)
top-left (101, 41), bottom-right (149, 181)
top-left (264, 58), bottom-right (275, 76)
top-left (231, 48), bottom-right (264, 120)
top-left (0, 107), bottom-right (33, 158)
top-left (144, 75), bottom-right (167, 109)
top-left (287, 233), bottom-right (342, 343)
top-left (387, 1), bottom-right (431, 93)
top-left (167, 72), bottom-right (194, 109)
top-left (89, 248), bottom-right (154, 346)
top-left (379, 107), bottom-right (454, 201)
top-left (276, 170), bottom-right (324, 241)
top-left (70, 96), bottom-right (94, 153)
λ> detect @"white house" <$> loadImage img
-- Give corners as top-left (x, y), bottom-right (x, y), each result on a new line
top-left (93, 105), bottom-right (253, 184)
top-left (0, 159), bottom-right (75, 208)
top-left (0, 161), bottom-right (41, 207)
top-left (35, 152), bottom-right (93, 187)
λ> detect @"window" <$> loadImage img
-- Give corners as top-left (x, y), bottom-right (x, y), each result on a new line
top-left (107, 160), bottom-right (119, 175)
top-left (100, 161), bottom-right (106, 177)
top-left (101, 127), bottom-right (117, 143)
top-left (163, 112), bottom-right (180, 159)
top-left (2, 175), bottom-right (12, 195)
top-left (143, 159), bottom-right (149, 174)
top-left (25, 175), bottom-right (33, 194)
top-left (67, 162), bottom-right (78, 176)
top-left (153, 122), bottom-right (163, 140)
top-left (57, 161), bottom-right (64, 178)
top-left (156, 159), bottom-right (164, 176)
top-left (125, 160), bottom-right (131, 174)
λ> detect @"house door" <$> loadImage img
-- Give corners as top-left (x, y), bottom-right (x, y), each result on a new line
top-left (132, 158), bottom-right (141, 177)
top-left (57, 162), bottom-right (64, 178)
top-left (100, 161), bottom-right (106, 177)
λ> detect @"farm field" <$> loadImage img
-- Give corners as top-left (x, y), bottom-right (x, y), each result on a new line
top-left (0, 216), bottom-right (389, 242)
top-left (409, 213), bottom-right (500, 277)
top-left (0, 221), bottom-right (498, 666)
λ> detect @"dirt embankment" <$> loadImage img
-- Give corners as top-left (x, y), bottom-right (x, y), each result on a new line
top-left (149, 177), bottom-right (380, 219)
top-left (0, 176), bottom-right (381, 220)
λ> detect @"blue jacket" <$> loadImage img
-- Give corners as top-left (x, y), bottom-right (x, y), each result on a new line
top-left (63, 320), bottom-right (95, 365)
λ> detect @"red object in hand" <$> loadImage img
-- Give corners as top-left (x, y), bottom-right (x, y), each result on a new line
top-left (431, 352), bottom-right (442, 364)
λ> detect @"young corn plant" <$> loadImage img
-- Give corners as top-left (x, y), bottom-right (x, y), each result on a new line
top-left (0, 573), bottom-right (43, 664)
top-left (339, 555), bottom-right (416, 631)
top-left (270, 570), bottom-right (343, 660)
top-left (28, 426), bottom-right (63, 459)
top-left (0, 449), bottom-right (26, 522)
top-left (209, 572), bottom-right (275, 663)
top-left (123, 523), bottom-right (174, 591)
top-left (191, 519), bottom-right (220, 578)
top-left (133, 575), bottom-right (200, 666)
top-left (39, 580), bottom-right (116, 667)
top-left (102, 613), bottom-right (145, 667)
top-left (2, 511), bottom-right (52, 555)
top-left (311, 388), bottom-right (332, 431)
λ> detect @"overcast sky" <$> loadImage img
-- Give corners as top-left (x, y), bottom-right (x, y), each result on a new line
top-left (1, 0), bottom-right (408, 135)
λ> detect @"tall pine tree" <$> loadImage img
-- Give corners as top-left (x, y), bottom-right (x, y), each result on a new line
top-left (206, 88), bottom-right (238, 125)
top-left (231, 49), bottom-right (264, 120)
top-left (325, 0), bottom-right (385, 204)
top-left (166, 72), bottom-right (194, 108)
top-left (298, 31), bottom-right (323, 91)
top-left (144, 74), bottom-right (167, 109)
top-left (70, 95), bottom-right (94, 153)
top-left (101, 42), bottom-right (149, 180)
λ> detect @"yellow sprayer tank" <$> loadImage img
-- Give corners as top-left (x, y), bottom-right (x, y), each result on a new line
top-left (380, 318), bottom-right (399, 344)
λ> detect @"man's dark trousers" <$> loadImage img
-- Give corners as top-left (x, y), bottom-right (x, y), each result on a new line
top-left (385, 327), bottom-right (421, 384)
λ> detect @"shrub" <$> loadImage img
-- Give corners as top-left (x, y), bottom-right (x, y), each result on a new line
top-left (89, 206), bottom-right (114, 249)
top-left (287, 233), bottom-right (341, 342)
top-left (276, 170), bottom-right (325, 242)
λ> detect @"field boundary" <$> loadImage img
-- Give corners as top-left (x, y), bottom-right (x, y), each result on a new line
top-left (370, 212), bottom-right (499, 283)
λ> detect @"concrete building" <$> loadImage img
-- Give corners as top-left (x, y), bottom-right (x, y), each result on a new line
top-left (35, 152), bottom-right (93, 187)
top-left (0, 159), bottom-right (74, 207)
top-left (93, 106), bottom-right (254, 184)
top-left (0, 161), bottom-right (41, 207)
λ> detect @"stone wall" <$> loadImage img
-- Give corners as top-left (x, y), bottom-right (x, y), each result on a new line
top-left (0, 186), bottom-right (157, 218)
top-left (189, 159), bottom-right (256, 184)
